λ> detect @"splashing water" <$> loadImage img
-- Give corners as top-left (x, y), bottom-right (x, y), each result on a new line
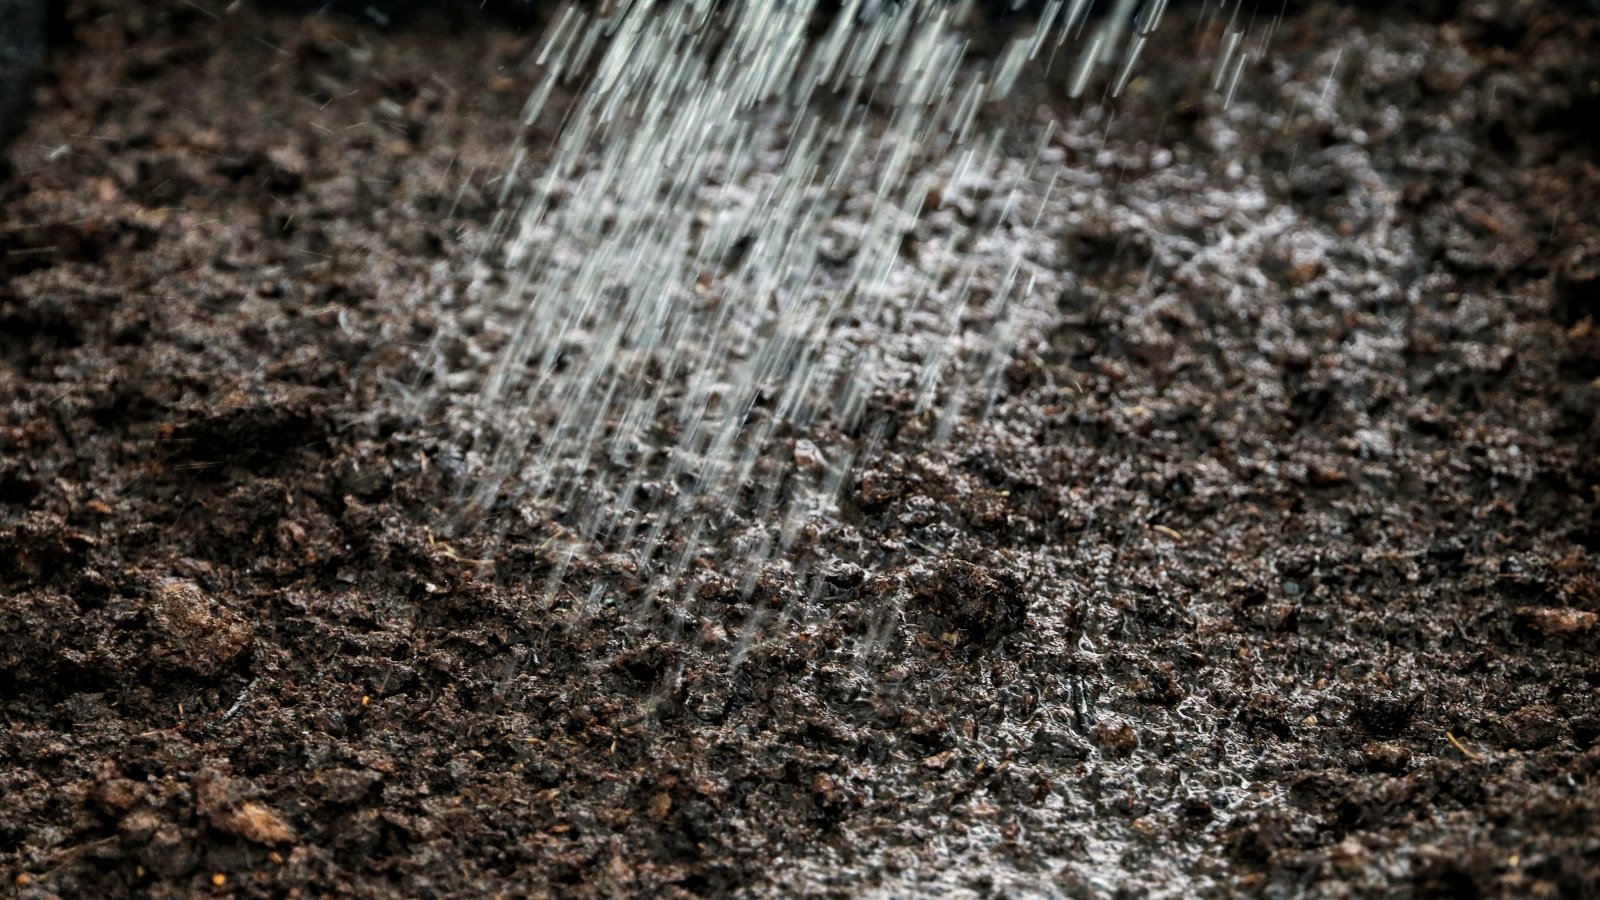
top-left (422, 0), bottom-right (1261, 620)
top-left (399, 3), bottom-right (1354, 892)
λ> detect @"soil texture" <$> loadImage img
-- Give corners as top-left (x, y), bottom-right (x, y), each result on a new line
top-left (2, 1), bottom-right (1599, 897)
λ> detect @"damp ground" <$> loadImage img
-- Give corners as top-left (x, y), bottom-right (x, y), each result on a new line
top-left (2, 1), bottom-right (1599, 897)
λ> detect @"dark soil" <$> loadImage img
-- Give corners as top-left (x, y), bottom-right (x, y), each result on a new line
top-left (3, 1), bottom-right (1599, 897)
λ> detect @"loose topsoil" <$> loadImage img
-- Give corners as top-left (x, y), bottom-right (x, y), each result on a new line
top-left (3, 1), bottom-right (1600, 897)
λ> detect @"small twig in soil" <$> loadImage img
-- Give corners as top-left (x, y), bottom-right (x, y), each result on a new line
top-left (1445, 731), bottom-right (1481, 761)
top-left (26, 836), bottom-right (119, 886)
top-left (425, 528), bottom-right (496, 565)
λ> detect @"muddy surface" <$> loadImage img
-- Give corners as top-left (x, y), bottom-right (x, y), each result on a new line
top-left (3, 1), bottom-right (1599, 897)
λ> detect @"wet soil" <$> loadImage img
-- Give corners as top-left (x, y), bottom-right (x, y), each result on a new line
top-left (3, 1), bottom-right (1599, 897)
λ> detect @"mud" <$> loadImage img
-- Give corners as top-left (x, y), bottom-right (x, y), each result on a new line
top-left (2, 1), bottom-right (1598, 897)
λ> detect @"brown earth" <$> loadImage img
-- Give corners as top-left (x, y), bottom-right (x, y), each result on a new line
top-left (2, 1), bottom-right (1599, 897)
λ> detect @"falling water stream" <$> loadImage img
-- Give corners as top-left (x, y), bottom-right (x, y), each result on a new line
top-left (424, 0), bottom-right (1261, 606)
top-left (411, 2), bottom-right (1351, 895)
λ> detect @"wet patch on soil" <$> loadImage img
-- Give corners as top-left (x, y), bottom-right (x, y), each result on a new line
top-left (2, 1), bottom-right (1598, 897)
